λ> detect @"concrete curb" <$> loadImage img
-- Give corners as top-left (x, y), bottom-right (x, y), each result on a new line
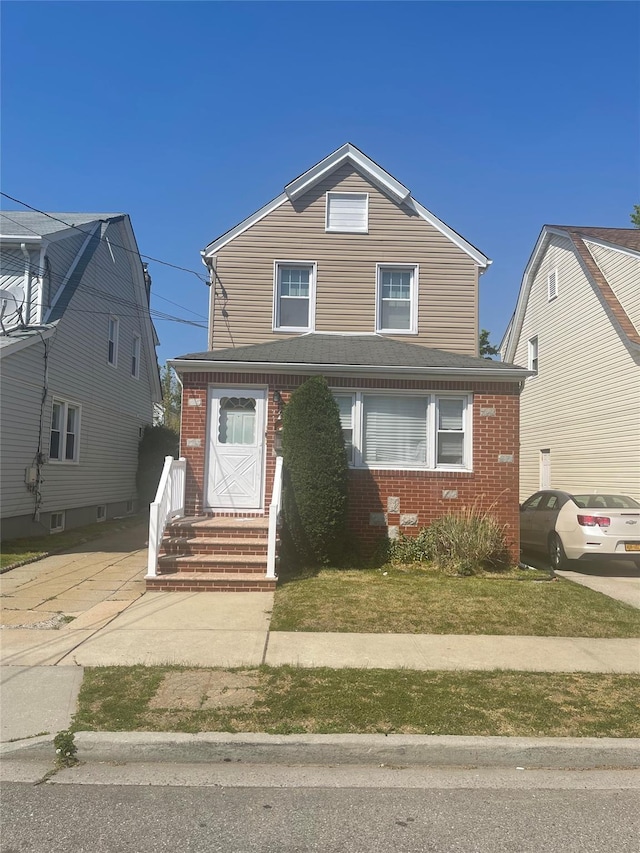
top-left (3, 732), bottom-right (640, 770)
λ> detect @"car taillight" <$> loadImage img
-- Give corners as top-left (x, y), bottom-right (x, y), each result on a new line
top-left (577, 515), bottom-right (610, 527)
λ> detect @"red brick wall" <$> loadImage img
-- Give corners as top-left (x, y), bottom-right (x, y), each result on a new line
top-left (179, 371), bottom-right (521, 561)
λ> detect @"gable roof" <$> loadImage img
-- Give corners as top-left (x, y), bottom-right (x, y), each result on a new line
top-left (502, 225), bottom-right (640, 361)
top-left (202, 143), bottom-right (491, 268)
top-left (0, 211), bottom-right (123, 241)
top-left (171, 333), bottom-right (528, 381)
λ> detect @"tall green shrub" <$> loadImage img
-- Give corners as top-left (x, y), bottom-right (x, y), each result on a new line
top-left (136, 425), bottom-right (179, 507)
top-left (281, 376), bottom-right (349, 565)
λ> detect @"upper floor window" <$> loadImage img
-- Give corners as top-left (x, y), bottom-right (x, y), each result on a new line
top-left (49, 399), bottom-right (80, 463)
top-left (273, 262), bottom-right (316, 332)
top-left (547, 270), bottom-right (558, 301)
top-left (528, 336), bottom-right (539, 373)
top-left (131, 334), bottom-right (141, 379)
top-left (376, 264), bottom-right (418, 333)
top-left (108, 316), bottom-right (119, 366)
top-left (325, 192), bottom-right (368, 233)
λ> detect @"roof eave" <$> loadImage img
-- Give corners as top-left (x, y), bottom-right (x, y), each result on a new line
top-left (169, 357), bottom-right (530, 382)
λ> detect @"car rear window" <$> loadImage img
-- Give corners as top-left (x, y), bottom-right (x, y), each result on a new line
top-left (572, 494), bottom-right (640, 509)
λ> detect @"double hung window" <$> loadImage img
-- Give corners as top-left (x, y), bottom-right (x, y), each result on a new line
top-left (333, 392), bottom-right (470, 470)
top-left (274, 262), bottom-right (316, 331)
top-left (49, 400), bottom-right (80, 463)
top-left (376, 265), bottom-right (418, 333)
top-left (528, 336), bottom-right (539, 373)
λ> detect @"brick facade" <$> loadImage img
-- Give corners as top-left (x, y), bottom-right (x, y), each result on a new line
top-left (179, 371), bottom-right (521, 561)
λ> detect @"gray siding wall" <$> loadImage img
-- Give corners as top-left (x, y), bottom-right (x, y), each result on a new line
top-left (212, 165), bottom-right (480, 355)
top-left (45, 230), bottom-right (88, 309)
top-left (514, 234), bottom-right (640, 501)
top-left (1, 219), bottom-right (157, 530)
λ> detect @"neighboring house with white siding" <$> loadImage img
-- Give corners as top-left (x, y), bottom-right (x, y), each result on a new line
top-left (0, 211), bottom-right (162, 539)
top-left (501, 225), bottom-right (640, 502)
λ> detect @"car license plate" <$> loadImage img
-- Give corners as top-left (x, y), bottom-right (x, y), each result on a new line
top-left (625, 543), bottom-right (640, 552)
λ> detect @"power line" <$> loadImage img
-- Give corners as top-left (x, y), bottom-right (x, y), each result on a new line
top-left (0, 192), bottom-right (210, 282)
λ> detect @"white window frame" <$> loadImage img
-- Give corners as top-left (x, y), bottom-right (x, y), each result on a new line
top-left (375, 263), bottom-right (419, 335)
top-left (50, 511), bottom-right (65, 533)
top-left (331, 389), bottom-right (472, 472)
top-left (528, 336), bottom-right (539, 374)
top-left (547, 269), bottom-right (558, 301)
top-left (273, 261), bottom-right (317, 332)
top-left (108, 315), bottom-right (119, 367)
top-left (131, 334), bottom-right (141, 379)
top-left (49, 399), bottom-right (81, 464)
top-left (325, 191), bottom-right (369, 233)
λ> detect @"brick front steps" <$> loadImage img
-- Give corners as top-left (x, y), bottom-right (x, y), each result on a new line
top-left (146, 515), bottom-right (277, 592)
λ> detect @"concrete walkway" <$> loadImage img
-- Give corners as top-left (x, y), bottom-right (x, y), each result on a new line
top-left (555, 567), bottom-right (640, 609)
top-left (1, 526), bottom-right (639, 743)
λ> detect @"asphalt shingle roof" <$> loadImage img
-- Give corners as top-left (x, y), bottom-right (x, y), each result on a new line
top-left (176, 334), bottom-right (525, 371)
top-left (0, 211), bottom-right (123, 238)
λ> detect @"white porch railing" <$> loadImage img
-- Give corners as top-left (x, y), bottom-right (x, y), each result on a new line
top-left (266, 455), bottom-right (284, 580)
top-left (146, 456), bottom-right (186, 578)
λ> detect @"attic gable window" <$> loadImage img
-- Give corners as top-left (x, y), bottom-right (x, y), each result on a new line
top-left (108, 316), bottom-right (119, 367)
top-left (273, 261), bottom-right (316, 332)
top-left (547, 270), bottom-right (558, 301)
top-left (528, 336), bottom-right (539, 374)
top-left (325, 192), bottom-right (368, 233)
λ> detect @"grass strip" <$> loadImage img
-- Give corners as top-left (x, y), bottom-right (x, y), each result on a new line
top-left (271, 566), bottom-right (640, 638)
top-left (73, 665), bottom-right (640, 739)
top-left (0, 515), bottom-right (145, 571)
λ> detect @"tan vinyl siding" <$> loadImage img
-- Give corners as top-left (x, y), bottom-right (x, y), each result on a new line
top-left (514, 234), bottom-right (640, 502)
top-left (212, 165), bottom-right (479, 355)
top-left (585, 240), bottom-right (640, 332)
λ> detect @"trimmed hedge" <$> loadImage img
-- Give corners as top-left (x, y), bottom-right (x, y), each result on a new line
top-left (281, 376), bottom-right (349, 566)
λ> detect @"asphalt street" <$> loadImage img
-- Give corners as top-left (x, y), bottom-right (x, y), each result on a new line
top-left (2, 773), bottom-right (638, 853)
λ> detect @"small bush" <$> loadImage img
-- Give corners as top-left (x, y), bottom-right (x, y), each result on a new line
top-left (388, 505), bottom-right (511, 575)
top-left (282, 376), bottom-right (349, 566)
top-left (136, 425), bottom-right (179, 507)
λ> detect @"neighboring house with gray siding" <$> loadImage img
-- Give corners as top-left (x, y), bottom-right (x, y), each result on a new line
top-left (501, 225), bottom-right (640, 502)
top-left (0, 211), bottom-right (162, 539)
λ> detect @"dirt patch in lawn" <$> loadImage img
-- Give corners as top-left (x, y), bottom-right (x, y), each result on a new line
top-left (149, 669), bottom-right (259, 711)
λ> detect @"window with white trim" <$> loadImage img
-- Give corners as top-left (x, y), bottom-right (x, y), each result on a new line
top-left (274, 262), bottom-right (315, 331)
top-left (50, 511), bottom-right (65, 533)
top-left (49, 400), bottom-right (80, 463)
top-left (528, 336), bottom-right (539, 373)
top-left (333, 391), bottom-right (470, 470)
top-left (376, 265), bottom-right (418, 333)
top-left (108, 316), bottom-right (119, 366)
top-left (131, 334), bottom-right (141, 378)
top-left (326, 192), bottom-right (368, 233)
top-left (547, 270), bottom-right (558, 301)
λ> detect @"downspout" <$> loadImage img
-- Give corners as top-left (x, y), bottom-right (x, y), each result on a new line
top-left (20, 243), bottom-right (31, 326)
top-left (202, 255), bottom-right (216, 351)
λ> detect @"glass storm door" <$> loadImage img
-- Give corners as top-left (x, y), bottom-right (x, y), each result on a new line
top-left (207, 388), bottom-right (266, 509)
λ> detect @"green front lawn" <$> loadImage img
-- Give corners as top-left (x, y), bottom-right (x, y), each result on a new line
top-left (73, 665), bottom-right (640, 738)
top-left (270, 565), bottom-right (640, 638)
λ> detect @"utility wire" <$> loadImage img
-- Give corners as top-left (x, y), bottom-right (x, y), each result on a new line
top-left (0, 192), bottom-right (210, 282)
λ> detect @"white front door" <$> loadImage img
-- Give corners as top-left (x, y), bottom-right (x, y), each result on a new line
top-left (206, 388), bottom-right (266, 510)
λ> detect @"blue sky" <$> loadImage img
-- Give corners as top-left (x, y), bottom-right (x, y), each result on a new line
top-left (2, 1), bottom-right (638, 365)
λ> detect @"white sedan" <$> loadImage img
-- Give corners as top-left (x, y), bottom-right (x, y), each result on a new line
top-left (520, 490), bottom-right (640, 570)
